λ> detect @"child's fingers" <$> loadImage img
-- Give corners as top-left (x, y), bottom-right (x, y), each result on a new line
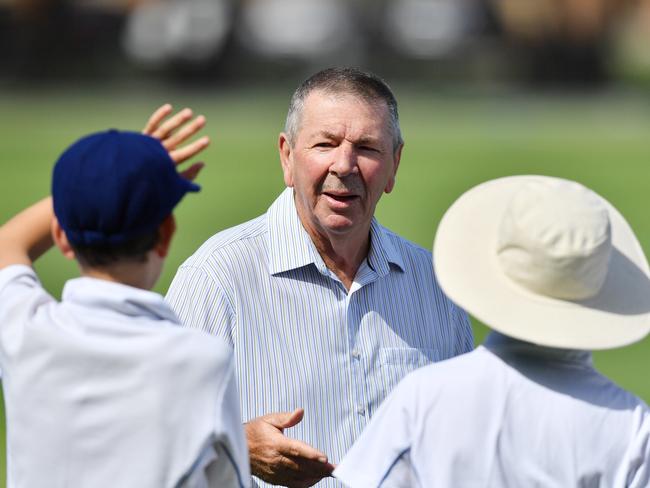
top-left (142, 104), bottom-right (173, 135)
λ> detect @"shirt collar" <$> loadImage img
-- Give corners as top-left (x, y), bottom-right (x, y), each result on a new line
top-left (62, 277), bottom-right (181, 324)
top-left (484, 331), bottom-right (593, 367)
top-left (367, 217), bottom-right (404, 276)
top-left (266, 187), bottom-right (405, 276)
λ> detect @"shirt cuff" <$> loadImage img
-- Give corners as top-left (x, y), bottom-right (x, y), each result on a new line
top-left (333, 464), bottom-right (380, 488)
top-left (0, 264), bottom-right (38, 294)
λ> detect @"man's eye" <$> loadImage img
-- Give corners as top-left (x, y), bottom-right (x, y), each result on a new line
top-left (314, 142), bottom-right (333, 148)
top-left (360, 146), bottom-right (379, 153)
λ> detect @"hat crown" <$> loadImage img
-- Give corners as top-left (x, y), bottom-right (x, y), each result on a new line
top-left (52, 130), bottom-right (200, 246)
top-left (496, 179), bottom-right (612, 300)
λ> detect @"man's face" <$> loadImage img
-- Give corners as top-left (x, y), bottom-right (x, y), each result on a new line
top-left (279, 90), bottom-right (403, 240)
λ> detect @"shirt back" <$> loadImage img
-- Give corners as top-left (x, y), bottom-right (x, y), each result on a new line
top-left (335, 333), bottom-right (650, 487)
top-left (0, 265), bottom-right (249, 488)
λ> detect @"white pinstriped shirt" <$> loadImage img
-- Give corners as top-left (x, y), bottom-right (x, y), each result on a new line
top-left (166, 188), bottom-right (473, 487)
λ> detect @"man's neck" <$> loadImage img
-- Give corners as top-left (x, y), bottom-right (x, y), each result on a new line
top-left (313, 231), bottom-right (370, 290)
top-left (296, 214), bottom-right (371, 291)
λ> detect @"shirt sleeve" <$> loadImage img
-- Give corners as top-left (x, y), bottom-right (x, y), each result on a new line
top-left (208, 358), bottom-right (251, 488)
top-left (201, 443), bottom-right (249, 488)
top-left (0, 264), bottom-right (49, 334)
top-left (177, 441), bottom-right (249, 488)
top-left (334, 373), bottom-right (418, 488)
top-left (165, 265), bottom-right (235, 346)
top-left (619, 410), bottom-right (650, 488)
top-left (378, 450), bottom-right (416, 488)
top-left (452, 303), bottom-right (474, 354)
top-left (179, 353), bottom-right (250, 488)
top-left (0, 264), bottom-right (41, 298)
top-left (0, 265), bottom-right (50, 378)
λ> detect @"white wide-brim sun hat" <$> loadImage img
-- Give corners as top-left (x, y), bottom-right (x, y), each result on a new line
top-left (433, 175), bottom-right (650, 350)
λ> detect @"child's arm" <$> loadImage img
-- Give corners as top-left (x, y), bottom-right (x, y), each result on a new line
top-left (0, 197), bottom-right (54, 270)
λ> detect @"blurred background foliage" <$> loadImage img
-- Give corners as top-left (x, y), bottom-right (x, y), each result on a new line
top-left (1, 0), bottom-right (650, 87)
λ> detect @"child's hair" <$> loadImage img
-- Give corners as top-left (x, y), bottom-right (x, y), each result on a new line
top-left (71, 228), bottom-right (161, 268)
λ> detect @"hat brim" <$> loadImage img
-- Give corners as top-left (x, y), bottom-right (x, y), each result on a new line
top-left (182, 179), bottom-right (201, 193)
top-left (433, 175), bottom-right (650, 350)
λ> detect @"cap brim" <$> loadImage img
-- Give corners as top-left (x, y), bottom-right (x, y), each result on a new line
top-left (433, 175), bottom-right (650, 350)
top-left (182, 179), bottom-right (201, 193)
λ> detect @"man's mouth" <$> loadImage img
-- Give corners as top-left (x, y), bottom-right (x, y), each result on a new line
top-left (323, 192), bottom-right (359, 203)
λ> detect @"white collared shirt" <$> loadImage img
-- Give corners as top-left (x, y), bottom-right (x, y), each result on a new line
top-left (0, 265), bottom-right (250, 488)
top-left (166, 188), bottom-right (473, 487)
top-left (334, 332), bottom-right (650, 487)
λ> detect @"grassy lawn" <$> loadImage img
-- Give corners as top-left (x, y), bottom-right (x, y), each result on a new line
top-left (1, 85), bottom-right (649, 483)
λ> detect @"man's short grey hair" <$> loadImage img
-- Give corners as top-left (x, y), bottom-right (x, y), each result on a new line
top-left (284, 67), bottom-right (404, 151)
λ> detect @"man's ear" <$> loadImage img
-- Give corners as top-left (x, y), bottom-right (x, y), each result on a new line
top-left (384, 142), bottom-right (404, 194)
top-left (51, 218), bottom-right (76, 260)
top-left (155, 215), bottom-right (176, 258)
top-left (278, 132), bottom-right (294, 188)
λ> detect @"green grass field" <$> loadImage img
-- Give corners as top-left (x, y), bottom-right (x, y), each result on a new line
top-left (1, 85), bottom-right (649, 483)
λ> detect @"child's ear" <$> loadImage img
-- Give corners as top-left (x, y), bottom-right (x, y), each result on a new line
top-left (51, 218), bottom-right (75, 260)
top-left (155, 215), bottom-right (176, 258)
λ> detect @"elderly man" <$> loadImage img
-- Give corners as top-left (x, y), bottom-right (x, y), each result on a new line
top-left (166, 67), bottom-right (474, 487)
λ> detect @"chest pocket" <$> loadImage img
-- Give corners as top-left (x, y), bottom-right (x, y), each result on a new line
top-left (379, 347), bottom-right (437, 366)
top-left (374, 347), bottom-right (437, 408)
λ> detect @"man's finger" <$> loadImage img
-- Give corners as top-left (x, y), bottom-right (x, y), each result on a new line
top-left (162, 115), bottom-right (206, 151)
top-left (291, 478), bottom-right (325, 488)
top-left (273, 454), bottom-right (334, 485)
top-left (169, 136), bottom-right (210, 164)
top-left (267, 408), bottom-right (305, 431)
top-left (142, 103), bottom-right (172, 134)
top-left (152, 108), bottom-right (193, 140)
top-left (281, 454), bottom-right (335, 480)
top-left (179, 162), bottom-right (205, 182)
top-left (278, 437), bottom-right (329, 464)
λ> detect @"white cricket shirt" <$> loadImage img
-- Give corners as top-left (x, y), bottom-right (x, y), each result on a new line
top-left (334, 332), bottom-right (650, 487)
top-left (0, 265), bottom-right (250, 488)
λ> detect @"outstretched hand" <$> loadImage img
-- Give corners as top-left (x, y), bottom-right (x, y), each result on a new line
top-left (143, 104), bottom-right (209, 181)
top-left (245, 408), bottom-right (335, 488)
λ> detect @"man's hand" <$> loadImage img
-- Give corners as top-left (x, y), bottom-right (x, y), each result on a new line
top-left (245, 408), bottom-right (335, 487)
top-left (142, 104), bottom-right (209, 181)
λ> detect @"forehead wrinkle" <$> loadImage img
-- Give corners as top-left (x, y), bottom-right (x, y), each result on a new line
top-left (310, 129), bottom-right (383, 149)
top-left (317, 130), bottom-right (341, 140)
top-left (355, 135), bottom-right (381, 146)
top-left (299, 93), bottom-right (391, 145)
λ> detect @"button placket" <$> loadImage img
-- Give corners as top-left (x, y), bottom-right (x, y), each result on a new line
top-left (347, 291), bottom-right (369, 429)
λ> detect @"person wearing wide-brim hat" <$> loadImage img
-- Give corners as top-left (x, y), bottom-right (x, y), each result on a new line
top-left (334, 175), bottom-right (650, 487)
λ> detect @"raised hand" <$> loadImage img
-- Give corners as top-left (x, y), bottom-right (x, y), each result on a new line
top-left (142, 104), bottom-right (210, 180)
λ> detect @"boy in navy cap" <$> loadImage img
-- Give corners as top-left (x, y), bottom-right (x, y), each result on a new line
top-left (0, 107), bottom-right (250, 488)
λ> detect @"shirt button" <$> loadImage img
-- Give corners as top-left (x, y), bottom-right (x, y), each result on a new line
top-left (351, 349), bottom-right (361, 359)
top-left (357, 405), bottom-right (366, 416)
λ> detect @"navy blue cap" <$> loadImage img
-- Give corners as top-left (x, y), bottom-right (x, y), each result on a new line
top-left (52, 130), bottom-right (200, 246)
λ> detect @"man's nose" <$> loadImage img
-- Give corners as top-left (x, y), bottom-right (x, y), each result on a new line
top-left (329, 144), bottom-right (358, 177)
